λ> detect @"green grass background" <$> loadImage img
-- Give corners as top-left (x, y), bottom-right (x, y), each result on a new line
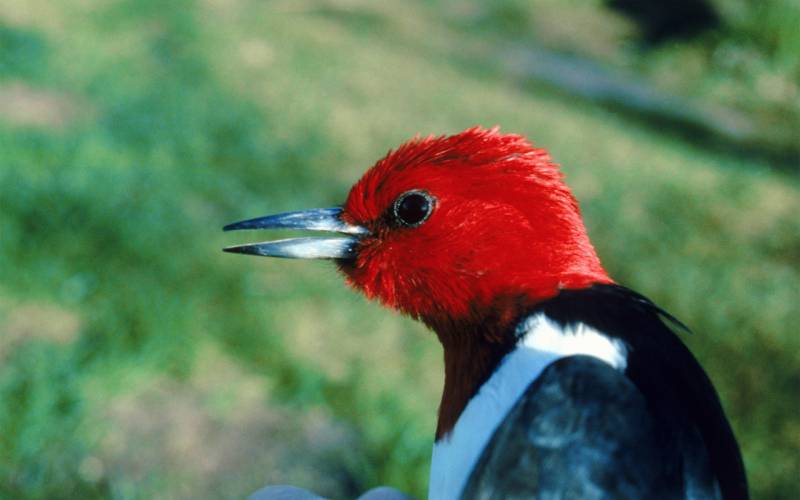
top-left (1, 0), bottom-right (798, 498)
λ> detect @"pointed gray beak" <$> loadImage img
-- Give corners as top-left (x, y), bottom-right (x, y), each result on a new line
top-left (223, 207), bottom-right (369, 260)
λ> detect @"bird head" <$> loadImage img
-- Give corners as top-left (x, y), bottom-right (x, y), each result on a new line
top-left (224, 127), bottom-right (611, 346)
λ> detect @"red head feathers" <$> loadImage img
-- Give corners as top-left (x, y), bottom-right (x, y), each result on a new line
top-left (340, 126), bottom-right (611, 338)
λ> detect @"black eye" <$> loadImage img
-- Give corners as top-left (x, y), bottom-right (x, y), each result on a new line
top-left (393, 190), bottom-right (435, 227)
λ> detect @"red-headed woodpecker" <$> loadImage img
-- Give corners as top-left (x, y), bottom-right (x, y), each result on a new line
top-left (224, 127), bottom-right (748, 499)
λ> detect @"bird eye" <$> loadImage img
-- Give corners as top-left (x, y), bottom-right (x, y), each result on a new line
top-left (393, 190), bottom-right (435, 228)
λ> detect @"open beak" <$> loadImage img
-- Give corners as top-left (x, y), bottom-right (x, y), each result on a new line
top-left (223, 207), bottom-right (369, 260)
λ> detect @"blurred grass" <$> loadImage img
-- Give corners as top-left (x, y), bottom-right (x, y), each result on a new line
top-left (0, 0), bottom-right (798, 498)
top-left (435, 0), bottom-right (800, 162)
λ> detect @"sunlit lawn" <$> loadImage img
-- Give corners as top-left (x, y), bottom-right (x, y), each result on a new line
top-left (1, 1), bottom-right (798, 498)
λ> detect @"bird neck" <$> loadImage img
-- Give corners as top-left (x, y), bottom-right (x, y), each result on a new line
top-left (427, 295), bottom-right (532, 440)
top-left (437, 334), bottom-right (515, 439)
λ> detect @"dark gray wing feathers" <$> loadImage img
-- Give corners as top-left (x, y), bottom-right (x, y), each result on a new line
top-left (462, 356), bottom-right (719, 500)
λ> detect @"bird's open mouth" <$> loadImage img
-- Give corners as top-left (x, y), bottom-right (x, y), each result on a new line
top-left (222, 207), bottom-right (369, 260)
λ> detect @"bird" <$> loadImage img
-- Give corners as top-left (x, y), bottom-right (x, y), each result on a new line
top-left (223, 127), bottom-right (748, 499)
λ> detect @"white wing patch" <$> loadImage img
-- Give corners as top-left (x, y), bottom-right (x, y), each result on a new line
top-left (516, 314), bottom-right (628, 370)
top-left (428, 313), bottom-right (628, 500)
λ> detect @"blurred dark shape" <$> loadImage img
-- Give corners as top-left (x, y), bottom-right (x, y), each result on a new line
top-left (607, 0), bottom-right (720, 44)
top-left (249, 485), bottom-right (413, 500)
top-left (501, 46), bottom-right (763, 156)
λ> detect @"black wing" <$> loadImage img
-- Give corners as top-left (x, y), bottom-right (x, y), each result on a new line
top-left (462, 356), bottom-right (719, 499)
top-left (536, 284), bottom-right (747, 500)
